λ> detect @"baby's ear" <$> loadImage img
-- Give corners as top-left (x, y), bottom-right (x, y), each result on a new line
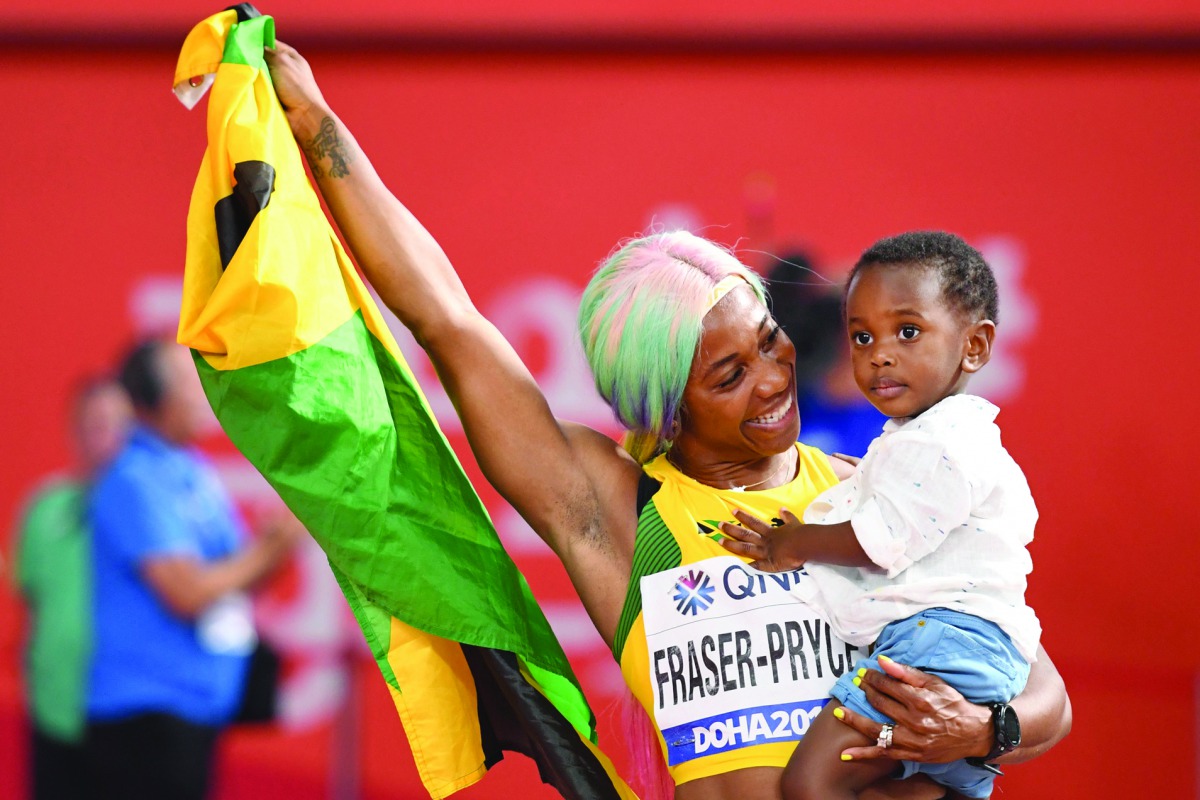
top-left (962, 320), bottom-right (996, 373)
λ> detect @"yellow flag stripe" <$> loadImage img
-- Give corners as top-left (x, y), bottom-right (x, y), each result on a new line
top-left (385, 616), bottom-right (490, 798)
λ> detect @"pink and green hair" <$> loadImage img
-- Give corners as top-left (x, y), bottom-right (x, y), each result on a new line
top-left (579, 230), bottom-right (766, 463)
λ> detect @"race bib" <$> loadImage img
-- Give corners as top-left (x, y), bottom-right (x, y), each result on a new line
top-left (642, 555), bottom-right (866, 766)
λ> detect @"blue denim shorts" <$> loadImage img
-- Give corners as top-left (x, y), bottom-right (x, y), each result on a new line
top-left (830, 608), bottom-right (1030, 798)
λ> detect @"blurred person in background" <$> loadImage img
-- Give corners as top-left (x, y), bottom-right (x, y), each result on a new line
top-left (84, 339), bottom-right (301, 800)
top-left (766, 250), bottom-right (883, 459)
top-left (12, 377), bottom-right (131, 800)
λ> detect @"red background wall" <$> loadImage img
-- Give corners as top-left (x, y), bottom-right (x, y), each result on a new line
top-left (5, 0), bottom-right (1200, 39)
top-left (2, 2), bottom-right (1198, 798)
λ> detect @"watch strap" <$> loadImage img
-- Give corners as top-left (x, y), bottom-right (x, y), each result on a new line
top-left (965, 702), bottom-right (1018, 772)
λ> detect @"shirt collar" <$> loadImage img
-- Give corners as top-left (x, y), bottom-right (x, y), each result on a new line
top-left (881, 394), bottom-right (999, 434)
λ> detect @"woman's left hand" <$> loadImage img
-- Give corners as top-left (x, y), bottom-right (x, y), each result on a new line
top-left (834, 655), bottom-right (991, 763)
top-left (264, 41), bottom-right (328, 131)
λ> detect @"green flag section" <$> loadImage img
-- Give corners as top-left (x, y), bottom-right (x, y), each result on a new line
top-left (173, 7), bottom-right (637, 798)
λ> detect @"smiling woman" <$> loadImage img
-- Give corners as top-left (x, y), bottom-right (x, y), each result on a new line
top-left (260, 40), bottom-right (1072, 800)
top-left (669, 285), bottom-right (802, 490)
top-left (577, 233), bottom-right (770, 467)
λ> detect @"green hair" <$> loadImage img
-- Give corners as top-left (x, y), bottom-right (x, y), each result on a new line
top-left (578, 231), bottom-right (765, 463)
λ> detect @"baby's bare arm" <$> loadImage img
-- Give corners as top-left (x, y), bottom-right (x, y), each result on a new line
top-left (718, 509), bottom-right (874, 571)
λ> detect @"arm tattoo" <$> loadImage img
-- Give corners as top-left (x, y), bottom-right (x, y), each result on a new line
top-left (303, 116), bottom-right (355, 179)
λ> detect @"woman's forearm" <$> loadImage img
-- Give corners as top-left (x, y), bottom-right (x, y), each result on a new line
top-left (835, 646), bottom-right (1069, 768)
top-left (288, 104), bottom-right (477, 345)
top-left (998, 644), bottom-right (1072, 764)
top-left (266, 43), bottom-right (477, 346)
top-left (262, 44), bottom-right (617, 561)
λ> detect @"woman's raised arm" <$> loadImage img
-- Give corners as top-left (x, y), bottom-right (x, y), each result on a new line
top-left (263, 43), bottom-right (634, 564)
top-left (267, 43), bottom-right (471, 350)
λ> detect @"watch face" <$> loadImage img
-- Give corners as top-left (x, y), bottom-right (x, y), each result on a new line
top-left (998, 704), bottom-right (1021, 749)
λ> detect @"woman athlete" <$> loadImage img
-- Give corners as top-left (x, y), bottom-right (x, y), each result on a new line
top-left (263, 42), bottom-right (1070, 800)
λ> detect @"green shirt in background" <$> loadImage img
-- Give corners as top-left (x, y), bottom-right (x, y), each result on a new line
top-left (15, 478), bottom-right (92, 743)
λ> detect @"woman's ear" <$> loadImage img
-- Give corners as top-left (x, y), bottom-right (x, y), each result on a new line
top-left (668, 404), bottom-right (687, 440)
top-left (962, 320), bottom-right (996, 374)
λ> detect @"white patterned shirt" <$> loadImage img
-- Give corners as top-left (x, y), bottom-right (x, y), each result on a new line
top-left (801, 394), bottom-right (1041, 661)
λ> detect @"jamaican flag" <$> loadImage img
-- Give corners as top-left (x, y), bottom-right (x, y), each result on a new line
top-left (172, 7), bottom-right (636, 799)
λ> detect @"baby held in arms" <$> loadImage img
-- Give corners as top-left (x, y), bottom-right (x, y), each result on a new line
top-left (720, 231), bottom-right (1040, 800)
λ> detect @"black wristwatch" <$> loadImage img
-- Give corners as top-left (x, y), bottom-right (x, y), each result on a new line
top-left (966, 702), bottom-right (1021, 774)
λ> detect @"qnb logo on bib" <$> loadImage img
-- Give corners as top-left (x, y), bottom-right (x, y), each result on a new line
top-left (673, 569), bottom-right (716, 615)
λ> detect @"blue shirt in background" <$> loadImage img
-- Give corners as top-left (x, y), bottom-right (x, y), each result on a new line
top-left (797, 390), bottom-right (886, 460)
top-left (87, 425), bottom-right (250, 725)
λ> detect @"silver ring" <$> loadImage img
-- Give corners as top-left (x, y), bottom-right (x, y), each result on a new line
top-left (876, 722), bottom-right (895, 749)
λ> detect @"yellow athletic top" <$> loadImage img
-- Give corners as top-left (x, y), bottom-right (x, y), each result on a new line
top-left (613, 443), bottom-right (850, 786)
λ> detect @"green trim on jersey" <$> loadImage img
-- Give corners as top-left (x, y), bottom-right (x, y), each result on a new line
top-left (611, 495), bottom-right (682, 660)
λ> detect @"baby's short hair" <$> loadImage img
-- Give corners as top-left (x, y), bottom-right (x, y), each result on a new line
top-left (848, 231), bottom-right (999, 324)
